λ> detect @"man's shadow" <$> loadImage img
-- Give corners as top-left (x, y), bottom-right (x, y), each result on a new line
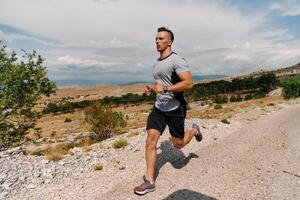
top-left (163, 189), bottom-right (218, 200)
top-left (154, 140), bottom-right (199, 181)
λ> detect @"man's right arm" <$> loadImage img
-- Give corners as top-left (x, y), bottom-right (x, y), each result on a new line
top-left (145, 85), bottom-right (155, 96)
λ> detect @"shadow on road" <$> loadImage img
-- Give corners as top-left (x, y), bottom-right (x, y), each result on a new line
top-left (154, 140), bottom-right (199, 180)
top-left (162, 189), bottom-right (218, 200)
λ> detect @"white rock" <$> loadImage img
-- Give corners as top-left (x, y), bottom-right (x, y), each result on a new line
top-left (41, 159), bottom-right (49, 164)
top-left (26, 184), bottom-right (36, 189)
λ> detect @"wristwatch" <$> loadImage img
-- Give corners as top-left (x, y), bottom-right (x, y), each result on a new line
top-left (163, 85), bottom-right (168, 93)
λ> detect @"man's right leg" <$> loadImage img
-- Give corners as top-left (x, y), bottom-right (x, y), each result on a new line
top-left (134, 107), bottom-right (165, 195)
top-left (134, 129), bottom-right (160, 195)
top-left (145, 129), bottom-right (160, 182)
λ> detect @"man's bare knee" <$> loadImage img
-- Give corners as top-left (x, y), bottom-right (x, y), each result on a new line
top-left (146, 129), bottom-right (160, 150)
top-left (146, 138), bottom-right (157, 150)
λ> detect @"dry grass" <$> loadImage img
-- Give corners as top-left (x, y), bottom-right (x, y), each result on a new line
top-left (76, 140), bottom-right (93, 152)
top-left (94, 163), bottom-right (103, 171)
top-left (187, 105), bottom-right (235, 120)
top-left (127, 130), bottom-right (140, 137)
top-left (44, 143), bottom-right (70, 161)
top-left (187, 96), bottom-right (283, 120)
top-left (112, 138), bottom-right (128, 149)
top-left (27, 111), bottom-right (86, 140)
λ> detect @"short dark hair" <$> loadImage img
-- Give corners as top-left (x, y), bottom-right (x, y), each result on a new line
top-left (157, 27), bottom-right (174, 42)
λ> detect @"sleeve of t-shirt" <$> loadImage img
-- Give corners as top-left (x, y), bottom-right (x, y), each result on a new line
top-left (173, 56), bottom-right (190, 74)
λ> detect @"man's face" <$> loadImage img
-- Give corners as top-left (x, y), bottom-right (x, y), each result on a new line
top-left (156, 31), bottom-right (172, 52)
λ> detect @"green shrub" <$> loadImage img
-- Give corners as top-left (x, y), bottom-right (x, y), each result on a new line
top-left (221, 118), bottom-right (230, 124)
top-left (253, 93), bottom-right (265, 99)
top-left (283, 83), bottom-right (300, 99)
top-left (244, 94), bottom-right (253, 101)
top-left (214, 104), bottom-right (222, 109)
top-left (281, 76), bottom-right (300, 98)
top-left (236, 94), bottom-right (243, 102)
top-left (84, 104), bottom-right (127, 142)
top-left (85, 104), bottom-right (117, 141)
top-left (112, 138), bottom-right (128, 149)
top-left (114, 112), bottom-right (127, 128)
top-left (230, 95), bottom-right (237, 102)
top-left (213, 95), bottom-right (223, 104)
top-left (222, 95), bottom-right (228, 103)
top-left (42, 102), bottom-right (59, 114)
top-left (64, 118), bottom-right (72, 123)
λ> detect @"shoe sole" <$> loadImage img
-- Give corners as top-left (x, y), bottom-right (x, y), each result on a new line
top-left (134, 188), bottom-right (155, 195)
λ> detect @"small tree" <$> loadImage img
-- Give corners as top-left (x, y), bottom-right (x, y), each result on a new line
top-left (0, 42), bottom-right (56, 150)
top-left (244, 94), bottom-right (253, 101)
top-left (236, 94), bottom-right (243, 102)
top-left (84, 103), bottom-right (127, 142)
top-left (222, 95), bottom-right (228, 103)
top-left (229, 95), bottom-right (237, 102)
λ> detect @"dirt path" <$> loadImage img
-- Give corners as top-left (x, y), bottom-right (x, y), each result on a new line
top-left (13, 103), bottom-right (300, 200)
top-left (101, 103), bottom-right (300, 200)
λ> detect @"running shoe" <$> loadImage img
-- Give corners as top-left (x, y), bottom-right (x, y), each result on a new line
top-left (134, 181), bottom-right (155, 195)
top-left (192, 123), bottom-right (203, 142)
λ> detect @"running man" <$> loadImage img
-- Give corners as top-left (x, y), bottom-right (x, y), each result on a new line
top-left (134, 27), bottom-right (202, 195)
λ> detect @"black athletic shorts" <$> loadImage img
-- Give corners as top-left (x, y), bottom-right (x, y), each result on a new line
top-left (146, 106), bottom-right (186, 138)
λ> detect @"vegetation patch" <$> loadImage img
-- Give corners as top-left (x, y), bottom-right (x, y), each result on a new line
top-left (64, 118), bottom-right (72, 123)
top-left (84, 104), bottom-right (127, 142)
top-left (214, 104), bottom-right (223, 109)
top-left (281, 76), bottom-right (300, 99)
top-left (221, 118), bottom-right (230, 124)
top-left (94, 163), bottom-right (103, 171)
top-left (112, 138), bottom-right (128, 149)
top-left (44, 143), bottom-right (71, 161)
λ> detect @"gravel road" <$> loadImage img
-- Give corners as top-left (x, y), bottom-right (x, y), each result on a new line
top-left (100, 103), bottom-right (300, 200)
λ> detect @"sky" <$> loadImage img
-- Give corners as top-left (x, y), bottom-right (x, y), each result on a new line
top-left (1, 0), bottom-right (300, 85)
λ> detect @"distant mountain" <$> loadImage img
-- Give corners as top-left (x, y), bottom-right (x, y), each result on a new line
top-left (54, 79), bottom-right (106, 86)
top-left (54, 79), bottom-right (151, 87)
top-left (192, 75), bottom-right (228, 81)
top-left (118, 81), bottom-right (151, 86)
top-left (54, 75), bottom-right (228, 87)
top-left (272, 62), bottom-right (300, 74)
top-left (118, 75), bottom-right (228, 86)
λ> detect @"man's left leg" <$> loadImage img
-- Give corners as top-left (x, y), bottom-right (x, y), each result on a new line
top-left (170, 128), bottom-right (197, 149)
top-left (167, 109), bottom-right (202, 149)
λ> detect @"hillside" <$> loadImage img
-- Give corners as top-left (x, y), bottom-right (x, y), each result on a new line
top-left (272, 62), bottom-right (300, 74)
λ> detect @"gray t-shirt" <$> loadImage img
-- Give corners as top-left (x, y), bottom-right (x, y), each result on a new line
top-left (153, 52), bottom-right (190, 112)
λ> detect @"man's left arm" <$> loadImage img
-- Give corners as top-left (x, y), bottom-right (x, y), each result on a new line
top-left (155, 71), bottom-right (193, 93)
top-left (167, 71), bottom-right (193, 92)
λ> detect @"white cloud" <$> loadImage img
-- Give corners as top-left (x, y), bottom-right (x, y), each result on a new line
top-left (254, 29), bottom-right (295, 42)
top-left (268, 48), bottom-right (300, 63)
top-left (0, 31), bottom-right (56, 46)
top-left (270, 0), bottom-right (300, 16)
top-left (56, 54), bottom-right (122, 67)
top-left (1, 0), bottom-right (300, 83)
top-left (224, 53), bottom-right (251, 62)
